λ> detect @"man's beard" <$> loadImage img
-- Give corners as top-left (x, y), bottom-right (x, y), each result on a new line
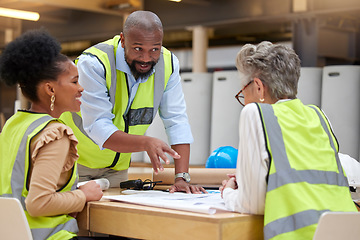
top-left (127, 59), bottom-right (157, 80)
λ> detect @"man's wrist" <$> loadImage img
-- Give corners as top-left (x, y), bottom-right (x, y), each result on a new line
top-left (175, 172), bottom-right (191, 183)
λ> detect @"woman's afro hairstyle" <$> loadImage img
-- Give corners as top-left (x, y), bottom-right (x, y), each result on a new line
top-left (0, 29), bottom-right (64, 102)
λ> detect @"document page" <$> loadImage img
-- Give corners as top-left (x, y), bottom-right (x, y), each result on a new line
top-left (103, 190), bottom-right (231, 214)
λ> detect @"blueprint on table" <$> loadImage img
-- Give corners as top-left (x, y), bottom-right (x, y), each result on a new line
top-left (102, 190), bottom-right (230, 214)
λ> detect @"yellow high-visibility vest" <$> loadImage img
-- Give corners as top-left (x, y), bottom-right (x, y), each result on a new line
top-left (61, 35), bottom-right (173, 170)
top-left (257, 100), bottom-right (357, 240)
top-left (0, 111), bottom-right (78, 240)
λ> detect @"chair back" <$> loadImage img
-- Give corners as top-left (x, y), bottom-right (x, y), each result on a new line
top-left (0, 197), bottom-right (33, 240)
top-left (313, 211), bottom-right (360, 240)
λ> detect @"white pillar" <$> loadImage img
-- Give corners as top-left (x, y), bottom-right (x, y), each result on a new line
top-left (4, 28), bottom-right (13, 44)
top-left (5, 27), bottom-right (29, 111)
top-left (191, 25), bottom-right (208, 73)
top-left (122, 13), bottom-right (129, 27)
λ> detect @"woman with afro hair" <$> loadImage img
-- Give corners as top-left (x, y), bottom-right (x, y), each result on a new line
top-left (0, 29), bottom-right (107, 240)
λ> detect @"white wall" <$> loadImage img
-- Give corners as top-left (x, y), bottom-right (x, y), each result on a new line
top-left (171, 41), bottom-right (292, 71)
top-left (321, 66), bottom-right (360, 160)
top-left (133, 43), bottom-right (359, 164)
top-left (133, 66), bottom-right (360, 165)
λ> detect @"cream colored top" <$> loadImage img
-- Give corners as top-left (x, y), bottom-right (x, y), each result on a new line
top-left (25, 121), bottom-right (86, 217)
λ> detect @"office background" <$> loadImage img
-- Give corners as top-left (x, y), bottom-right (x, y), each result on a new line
top-left (0, 0), bottom-right (359, 162)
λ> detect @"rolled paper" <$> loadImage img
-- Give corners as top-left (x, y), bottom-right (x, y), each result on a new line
top-left (153, 168), bottom-right (236, 187)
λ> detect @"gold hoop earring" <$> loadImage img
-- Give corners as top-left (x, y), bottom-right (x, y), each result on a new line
top-left (260, 98), bottom-right (265, 102)
top-left (50, 95), bottom-right (55, 111)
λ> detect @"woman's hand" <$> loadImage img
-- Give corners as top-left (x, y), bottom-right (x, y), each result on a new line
top-left (78, 180), bottom-right (103, 202)
top-left (219, 174), bottom-right (238, 198)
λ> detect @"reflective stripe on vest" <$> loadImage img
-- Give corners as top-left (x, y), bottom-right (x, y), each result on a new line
top-left (87, 41), bottom-right (118, 107)
top-left (261, 104), bottom-right (347, 193)
top-left (0, 210), bottom-right (79, 240)
top-left (9, 116), bottom-right (52, 207)
top-left (30, 217), bottom-right (78, 240)
top-left (0, 112), bottom-right (78, 240)
top-left (258, 102), bottom-right (355, 240)
top-left (71, 112), bottom-right (96, 144)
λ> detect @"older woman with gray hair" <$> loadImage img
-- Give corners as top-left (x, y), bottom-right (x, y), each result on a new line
top-left (219, 41), bottom-right (357, 240)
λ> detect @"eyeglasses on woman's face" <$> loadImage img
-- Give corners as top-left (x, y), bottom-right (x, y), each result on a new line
top-left (235, 80), bottom-right (254, 106)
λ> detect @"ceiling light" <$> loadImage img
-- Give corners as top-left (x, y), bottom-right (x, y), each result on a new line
top-left (169, 0), bottom-right (182, 2)
top-left (0, 7), bottom-right (40, 21)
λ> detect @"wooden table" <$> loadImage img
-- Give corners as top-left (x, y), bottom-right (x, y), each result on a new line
top-left (77, 188), bottom-right (264, 240)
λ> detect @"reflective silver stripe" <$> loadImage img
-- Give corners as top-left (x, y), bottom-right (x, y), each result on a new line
top-left (31, 218), bottom-right (78, 239)
top-left (268, 168), bottom-right (348, 192)
top-left (308, 106), bottom-right (346, 179)
top-left (260, 104), bottom-right (348, 192)
top-left (94, 42), bottom-right (118, 106)
top-left (260, 104), bottom-right (289, 173)
top-left (264, 209), bottom-right (328, 239)
top-left (153, 50), bottom-right (165, 118)
top-left (127, 107), bottom-right (153, 126)
top-left (71, 112), bottom-right (97, 144)
top-left (11, 116), bottom-right (52, 209)
top-left (71, 176), bottom-right (78, 191)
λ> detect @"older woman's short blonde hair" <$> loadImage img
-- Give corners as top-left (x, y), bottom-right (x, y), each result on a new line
top-left (236, 41), bottom-right (301, 100)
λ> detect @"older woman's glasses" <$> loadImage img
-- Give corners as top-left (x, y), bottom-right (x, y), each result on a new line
top-left (235, 80), bottom-right (254, 106)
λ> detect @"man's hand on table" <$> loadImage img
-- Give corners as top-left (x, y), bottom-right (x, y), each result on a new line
top-left (168, 178), bottom-right (207, 194)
